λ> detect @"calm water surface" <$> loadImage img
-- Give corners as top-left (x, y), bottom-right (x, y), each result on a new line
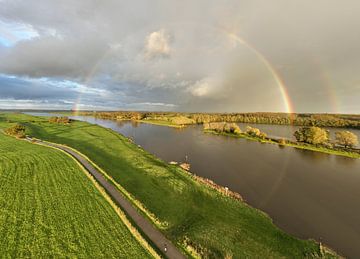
top-left (29, 113), bottom-right (360, 258)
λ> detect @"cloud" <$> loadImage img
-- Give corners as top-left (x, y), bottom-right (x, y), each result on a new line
top-left (0, 20), bottom-right (39, 46)
top-left (0, 0), bottom-right (359, 113)
top-left (187, 78), bottom-right (220, 97)
top-left (144, 29), bottom-right (172, 60)
top-left (129, 102), bottom-right (177, 107)
top-left (0, 36), bottom-right (108, 78)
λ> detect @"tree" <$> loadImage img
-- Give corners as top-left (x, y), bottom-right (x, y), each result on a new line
top-left (335, 131), bottom-right (358, 148)
top-left (294, 127), bottom-right (329, 145)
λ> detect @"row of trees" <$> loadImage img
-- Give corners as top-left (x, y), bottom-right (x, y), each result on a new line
top-left (4, 124), bottom-right (26, 138)
top-left (245, 126), bottom-right (267, 139)
top-left (204, 123), bottom-right (268, 140)
top-left (80, 111), bottom-right (360, 129)
top-left (294, 127), bottom-right (359, 148)
top-left (204, 122), bottom-right (241, 134)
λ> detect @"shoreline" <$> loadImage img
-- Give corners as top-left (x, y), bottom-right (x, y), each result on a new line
top-left (204, 130), bottom-right (360, 159)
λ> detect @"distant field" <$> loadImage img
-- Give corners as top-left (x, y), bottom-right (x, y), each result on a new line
top-left (1, 113), bottom-right (337, 258)
top-left (0, 130), bottom-right (152, 257)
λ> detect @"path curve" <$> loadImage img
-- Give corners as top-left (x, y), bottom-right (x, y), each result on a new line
top-left (29, 138), bottom-right (185, 259)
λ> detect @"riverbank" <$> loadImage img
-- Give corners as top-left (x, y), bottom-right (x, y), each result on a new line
top-left (204, 130), bottom-right (360, 159)
top-left (0, 113), bottom-right (338, 258)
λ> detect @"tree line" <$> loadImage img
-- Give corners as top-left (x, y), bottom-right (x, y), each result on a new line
top-left (294, 127), bottom-right (358, 148)
top-left (78, 111), bottom-right (360, 129)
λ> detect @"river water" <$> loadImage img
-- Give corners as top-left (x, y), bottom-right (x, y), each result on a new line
top-left (28, 113), bottom-right (360, 258)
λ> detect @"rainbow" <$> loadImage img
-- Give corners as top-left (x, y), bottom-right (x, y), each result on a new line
top-left (72, 48), bottom-right (113, 114)
top-left (226, 33), bottom-right (294, 114)
top-left (73, 25), bottom-right (295, 115)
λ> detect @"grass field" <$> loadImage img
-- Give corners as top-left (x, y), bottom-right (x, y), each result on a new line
top-left (0, 128), bottom-right (153, 257)
top-left (0, 113), bottom-right (337, 258)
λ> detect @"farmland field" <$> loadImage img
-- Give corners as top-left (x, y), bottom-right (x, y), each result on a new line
top-left (0, 113), bottom-right (337, 258)
top-left (0, 131), bottom-right (153, 258)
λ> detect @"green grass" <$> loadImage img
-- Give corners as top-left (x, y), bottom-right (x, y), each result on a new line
top-left (0, 113), bottom-right (337, 258)
top-left (137, 119), bottom-right (184, 128)
top-left (205, 130), bottom-right (360, 159)
top-left (0, 128), bottom-right (153, 257)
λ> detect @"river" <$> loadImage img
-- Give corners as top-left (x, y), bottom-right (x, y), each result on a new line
top-left (28, 113), bottom-right (360, 258)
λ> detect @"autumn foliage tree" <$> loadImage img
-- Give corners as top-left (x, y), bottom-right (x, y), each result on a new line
top-left (294, 127), bottom-right (329, 145)
top-left (335, 131), bottom-right (358, 148)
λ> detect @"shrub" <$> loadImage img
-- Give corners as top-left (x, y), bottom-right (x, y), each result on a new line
top-left (49, 116), bottom-right (71, 124)
top-left (4, 124), bottom-right (26, 138)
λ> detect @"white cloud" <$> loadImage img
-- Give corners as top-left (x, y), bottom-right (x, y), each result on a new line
top-left (144, 29), bottom-right (171, 59)
top-left (129, 102), bottom-right (177, 107)
top-left (187, 77), bottom-right (220, 97)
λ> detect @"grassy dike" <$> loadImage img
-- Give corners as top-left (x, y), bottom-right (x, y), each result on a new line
top-left (0, 113), bottom-right (337, 258)
top-left (204, 130), bottom-right (360, 159)
top-left (0, 126), bottom-right (154, 258)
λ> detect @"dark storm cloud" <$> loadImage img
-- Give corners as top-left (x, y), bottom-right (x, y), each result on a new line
top-left (0, 0), bottom-right (359, 112)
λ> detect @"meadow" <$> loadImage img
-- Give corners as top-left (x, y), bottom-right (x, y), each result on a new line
top-left (0, 125), bottom-right (154, 258)
top-left (0, 113), bottom-right (337, 258)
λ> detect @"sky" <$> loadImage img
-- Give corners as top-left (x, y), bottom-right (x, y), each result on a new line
top-left (0, 0), bottom-right (359, 113)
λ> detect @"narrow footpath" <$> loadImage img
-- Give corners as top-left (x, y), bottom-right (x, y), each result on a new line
top-left (29, 138), bottom-right (185, 259)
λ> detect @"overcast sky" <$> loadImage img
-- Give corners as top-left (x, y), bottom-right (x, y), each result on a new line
top-left (0, 0), bottom-right (359, 113)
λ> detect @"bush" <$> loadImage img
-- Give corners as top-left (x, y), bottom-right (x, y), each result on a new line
top-left (49, 116), bottom-right (71, 124)
top-left (278, 139), bottom-right (286, 146)
top-left (4, 124), bottom-right (26, 138)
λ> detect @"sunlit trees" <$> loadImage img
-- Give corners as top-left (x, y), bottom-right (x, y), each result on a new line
top-left (79, 111), bottom-right (360, 129)
top-left (224, 123), bottom-right (241, 134)
top-left (204, 122), bottom-right (241, 134)
top-left (335, 131), bottom-right (358, 148)
top-left (294, 127), bottom-right (329, 145)
top-left (246, 126), bottom-right (267, 139)
top-left (4, 124), bottom-right (26, 138)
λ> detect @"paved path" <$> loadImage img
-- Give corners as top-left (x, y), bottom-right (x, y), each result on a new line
top-left (30, 138), bottom-right (185, 259)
